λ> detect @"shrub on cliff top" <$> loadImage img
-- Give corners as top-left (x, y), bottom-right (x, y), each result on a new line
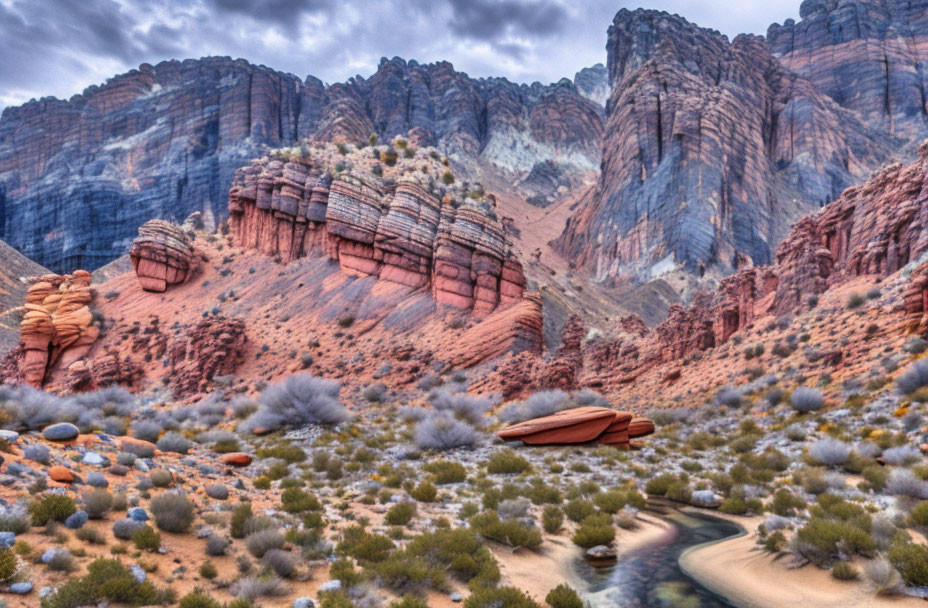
top-left (238, 374), bottom-right (349, 433)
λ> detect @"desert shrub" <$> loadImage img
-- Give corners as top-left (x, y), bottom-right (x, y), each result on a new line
top-left (112, 518), bottom-right (144, 540)
top-left (497, 390), bottom-right (571, 424)
top-left (132, 525), bottom-right (161, 551)
top-left (497, 498), bottom-right (532, 521)
top-left (238, 374), bottom-right (349, 433)
top-left (0, 510), bottom-right (30, 534)
top-left (791, 387), bottom-right (824, 412)
top-left (862, 465), bottom-right (889, 492)
top-left (645, 473), bottom-right (678, 496)
top-left (563, 499), bottom-right (595, 523)
top-left (179, 592), bottom-right (222, 608)
top-left (205, 534), bottom-right (231, 556)
top-left (82, 489), bottom-right (113, 519)
top-left (362, 383), bottom-right (388, 403)
top-left (409, 481), bottom-right (437, 503)
top-left (463, 586), bottom-right (538, 608)
top-left (385, 502), bottom-right (416, 526)
top-left (719, 497), bottom-right (748, 515)
top-left (0, 548), bottom-right (16, 581)
top-left (897, 359), bottom-right (928, 395)
top-left (910, 501), bottom-right (928, 527)
top-left (809, 438), bottom-right (850, 466)
top-left (156, 432), bottom-right (192, 454)
top-left (770, 489), bottom-right (806, 516)
top-left (41, 558), bottom-right (172, 608)
top-left (863, 557), bottom-right (903, 595)
top-left (281, 488), bottom-right (321, 513)
top-left (764, 530), bottom-right (787, 552)
top-left (131, 420), bottom-right (164, 443)
top-left (263, 548), bottom-right (296, 577)
top-left (487, 449), bottom-right (531, 475)
top-left (429, 389), bottom-right (494, 425)
top-left (542, 506), bottom-right (563, 533)
top-left (230, 502), bottom-right (252, 538)
top-left (30, 494), bottom-right (76, 526)
top-left (423, 460), bottom-right (467, 484)
top-left (246, 529), bottom-right (285, 558)
top-left (230, 575), bottom-right (289, 600)
top-left (572, 513), bottom-right (615, 548)
top-left (469, 511), bottom-right (542, 549)
top-left (414, 411), bottom-right (480, 450)
top-left (888, 542), bottom-right (928, 586)
top-left (545, 584), bottom-right (583, 608)
top-left (832, 561), bottom-right (858, 580)
top-left (716, 386), bottom-right (742, 407)
top-left (149, 469), bottom-right (173, 488)
top-left (391, 597), bottom-right (428, 608)
top-left (75, 526), bottom-right (106, 544)
top-left (881, 445), bottom-right (921, 466)
top-left (885, 468), bottom-right (928, 498)
top-left (47, 548), bottom-right (76, 572)
top-left (150, 492), bottom-right (195, 533)
top-left (23, 443), bottom-right (50, 464)
top-left (847, 292), bottom-right (865, 309)
top-left (904, 337), bottom-right (927, 355)
top-left (794, 510), bottom-right (875, 566)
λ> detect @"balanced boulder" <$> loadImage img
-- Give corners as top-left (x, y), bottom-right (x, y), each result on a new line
top-left (129, 219), bottom-right (195, 292)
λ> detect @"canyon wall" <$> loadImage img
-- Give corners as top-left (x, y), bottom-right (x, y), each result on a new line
top-left (555, 8), bottom-right (895, 283)
top-left (0, 57), bottom-right (601, 273)
top-left (228, 156), bottom-right (527, 316)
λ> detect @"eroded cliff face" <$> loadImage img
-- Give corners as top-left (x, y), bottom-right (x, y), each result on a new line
top-left (228, 143), bottom-right (527, 317)
top-left (768, 0), bottom-right (928, 140)
top-left (0, 56), bottom-right (601, 274)
top-left (555, 8), bottom-right (893, 283)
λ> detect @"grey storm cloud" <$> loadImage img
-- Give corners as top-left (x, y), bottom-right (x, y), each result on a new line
top-left (0, 0), bottom-right (800, 111)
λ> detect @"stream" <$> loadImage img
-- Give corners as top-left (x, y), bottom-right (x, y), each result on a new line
top-left (575, 505), bottom-right (745, 608)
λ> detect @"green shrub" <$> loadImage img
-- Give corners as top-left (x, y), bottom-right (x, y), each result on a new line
top-left (463, 586), bottom-right (539, 608)
top-left (0, 548), bottom-right (17, 582)
top-left (30, 494), bottom-right (76, 526)
top-left (795, 517), bottom-right (875, 565)
top-left (424, 460), bottom-right (467, 484)
top-left (179, 592), bottom-right (222, 608)
top-left (441, 170), bottom-right (455, 185)
top-left (41, 558), bottom-right (173, 608)
top-left (256, 444), bottom-right (306, 463)
top-left (385, 502), bottom-right (417, 527)
top-left (470, 511), bottom-right (542, 549)
top-left (719, 497), bottom-right (748, 515)
top-left (645, 473), bottom-right (677, 496)
top-left (888, 542), bottom-right (928, 586)
top-left (563, 499), bottom-right (595, 523)
top-left (230, 502), bottom-right (252, 538)
top-left (409, 481), bottom-right (438, 503)
top-left (832, 561), bottom-right (858, 581)
top-left (132, 525), bottom-right (161, 551)
top-left (150, 493), bottom-right (195, 533)
top-left (542, 506), bottom-right (563, 533)
top-left (487, 450), bottom-right (531, 475)
top-left (281, 488), bottom-right (321, 513)
top-left (391, 596), bottom-right (428, 608)
top-left (545, 584), bottom-right (583, 608)
top-left (572, 513), bottom-right (615, 548)
top-left (198, 560), bottom-right (218, 580)
top-left (764, 530), bottom-right (786, 552)
top-left (770, 489), bottom-right (806, 516)
top-left (909, 501), bottom-right (928, 527)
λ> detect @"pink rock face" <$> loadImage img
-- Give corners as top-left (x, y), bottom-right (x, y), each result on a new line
top-left (228, 158), bottom-right (526, 316)
top-left (165, 316), bottom-right (247, 398)
top-left (129, 220), bottom-right (195, 292)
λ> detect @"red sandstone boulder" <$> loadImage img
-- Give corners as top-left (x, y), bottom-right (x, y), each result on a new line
top-left (129, 220), bottom-right (195, 292)
top-left (48, 465), bottom-right (74, 483)
top-left (498, 406), bottom-right (618, 445)
top-left (220, 453), bottom-right (253, 467)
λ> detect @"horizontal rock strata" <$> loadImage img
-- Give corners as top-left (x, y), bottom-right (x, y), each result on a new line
top-left (129, 220), bottom-right (195, 292)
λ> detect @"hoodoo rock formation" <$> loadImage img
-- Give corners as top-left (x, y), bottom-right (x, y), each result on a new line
top-left (228, 152), bottom-right (527, 316)
top-left (555, 8), bottom-right (892, 282)
top-left (4, 271), bottom-right (99, 387)
top-left (0, 56), bottom-right (600, 273)
top-left (129, 220), bottom-right (196, 292)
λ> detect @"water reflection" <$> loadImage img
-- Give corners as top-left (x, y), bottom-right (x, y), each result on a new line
top-left (576, 507), bottom-right (744, 608)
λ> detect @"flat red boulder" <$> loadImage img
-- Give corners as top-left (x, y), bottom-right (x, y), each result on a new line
top-left (498, 406), bottom-right (619, 445)
top-left (221, 453), bottom-right (252, 467)
top-left (628, 417), bottom-right (656, 438)
top-left (49, 465), bottom-right (75, 483)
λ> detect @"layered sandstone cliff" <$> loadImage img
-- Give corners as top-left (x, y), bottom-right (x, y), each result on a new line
top-left (555, 8), bottom-right (893, 282)
top-left (228, 144), bottom-right (527, 316)
top-left (768, 0), bottom-right (928, 140)
top-left (129, 220), bottom-right (196, 292)
top-left (0, 56), bottom-right (601, 273)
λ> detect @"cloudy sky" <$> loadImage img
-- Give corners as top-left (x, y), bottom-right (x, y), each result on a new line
top-left (0, 0), bottom-right (800, 111)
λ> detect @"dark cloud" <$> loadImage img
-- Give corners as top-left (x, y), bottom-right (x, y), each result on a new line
top-left (0, 0), bottom-right (800, 110)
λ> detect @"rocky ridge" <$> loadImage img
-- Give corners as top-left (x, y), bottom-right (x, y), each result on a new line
top-left (0, 56), bottom-right (601, 273)
top-left (555, 8), bottom-right (895, 283)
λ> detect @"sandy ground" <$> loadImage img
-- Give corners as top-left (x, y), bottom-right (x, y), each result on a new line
top-left (679, 511), bottom-right (925, 608)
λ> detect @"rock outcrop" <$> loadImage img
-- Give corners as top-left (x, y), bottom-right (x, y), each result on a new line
top-left (4, 271), bottom-right (99, 387)
top-left (498, 406), bottom-right (655, 448)
top-left (0, 56), bottom-right (601, 273)
top-left (165, 316), bottom-right (247, 398)
top-left (228, 151), bottom-right (527, 316)
top-left (768, 0), bottom-right (928, 141)
top-left (555, 8), bottom-right (892, 282)
top-left (129, 220), bottom-right (196, 292)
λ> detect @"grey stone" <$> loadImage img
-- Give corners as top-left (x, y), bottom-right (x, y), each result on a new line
top-left (8, 582), bottom-right (33, 594)
top-left (42, 423), bottom-right (79, 442)
top-left (65, 510), bottom-right (89, 530)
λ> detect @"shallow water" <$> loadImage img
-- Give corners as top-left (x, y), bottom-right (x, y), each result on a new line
top-left (576, 507), bottom-right (744, 608)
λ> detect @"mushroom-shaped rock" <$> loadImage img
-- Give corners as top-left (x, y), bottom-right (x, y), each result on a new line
top-left (129, 219), bottom-right (195, 292)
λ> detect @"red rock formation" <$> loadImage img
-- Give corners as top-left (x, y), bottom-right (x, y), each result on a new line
top-left (498, 407), bottom-right (654, 448)
top-left (165, 316), bottom-right (247, 398)
top-left (129, 220), bottom-right (196, 292)
top-left (229, 154), bottom-right (527, 316)
top-left (447, 293), bottom-right (543, 369)
top-left (903, 262), bottom-right (928, 334)
top-left (3, 271), bottom-right (99, 388)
